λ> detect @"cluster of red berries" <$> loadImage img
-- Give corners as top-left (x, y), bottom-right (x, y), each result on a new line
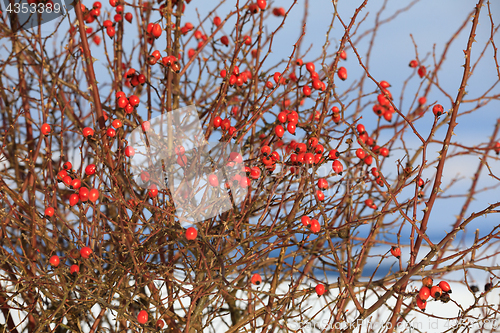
top-left (409, 59), bottom-right (427, 79)
top-left (212, 115), bottom-right (237, 137)
top-left (353, 123), bottom-right (375, 165)
top-left (220, 65), bottom-right (251, 87)
top-left (371, 81), bottom-right (395, 122)
top-left (187, 30), bottom-right (209, 57)
top-left (205, 152), bottom-right (250, 189)
top-left (297, 61), bottom-right (327, 97)
top-left (145, 22), bottom-right (162, 42)
top-left (301, 216), bottom-right (321, 233)
top-left (81, 2), bottom-right (102, 24)
top-left (135, 169), bottom-right (159, 198)
top-left (275, 109), bottom-right (301, 137)
top-left (248, 0), bottom-right (267, 13)
top-left (47, 247), bottom-right (93, 277)
top-left (416, 276), bottom-right (452, 311)
top-left (124, 68), bottom-right (146, 87)
top-left (259, 145), bottom-right (280, 173)
top-left (55, 162), bottom-right (100, 206)
top-left (244, 165), bottom-right (262, 180)
top-left (286, 139), bottom-right (326, 175)
top-left (115, 90), bottom-right (140, 114)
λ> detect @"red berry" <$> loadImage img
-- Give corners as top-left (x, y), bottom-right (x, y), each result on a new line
top-left (70, 178), bottom-right (81, 190)
top-left (89, 188), bottom-right (99, 202)
top-left (151, 50), bottom-right (161, 60)
top-left (417, 65), bottom-right (426, 78)
top-left (80, 246), bottom-right (92, 259)
top-left (250, 167), bottom-right (261, 180)
top-left (315, 283), bottom-right (325, 296)
top-left (221, 36), bottom-right (229, 46)
top-left (416, 295), bottom-right (426, 311)
top-left (432, 104), bottom-right (444, 117)
top-left (364, 198), bottom-right (376, 209)
top-left (430, 285), bottom-right (442, 299)
top-left (310, 219), bottom-right (321, 233)
top-left (41, 123), bottom-right (51, 135)
top-left (148, 184), bottom-right (158, 197)
top-left (417, 177), bottom-right (424, 188)
top-left (49, 255), bottom-right (60, 267)
top-left (106, 26), bottom-right (116, 38)
top-left (275, 125), bottom-right (284, 138)
top-left (221, 119), bottom-right (231, 131)
top-left (152, 23), bottom-right (162, 38)
top-left (186, 227), bottom-right (197, 240)
top-left (117, 96), bottom-right (128, 108)
top-left (69, 194), bottom-right (79, 206)
top-left (356, 148), bottom-right (366, 160)
top-left (287, 122), bottom-right (296, 135)
top-left (142, 121), bottom-right (151, 132)
top-left (422, 276), bottom-right (434, 288)
top-left (379, 147), bottom-right (389, 157)
top-left (85, 164), bottom-right (96, 175)
top-left (208, 174), bottom-right (219, 187)
top-left (79, 187), bottom-right (89, 201)
top-left (125, 146), bottom-right (135, 157)
top-left (337, 66), bottom-right (347, 81)
top-left (82, 127), bottom-right (94, 138)
top-left (332, 160), bottom-right (343, 175)
top-left (112, 119), bottom-right (123, 129)
top-left (63, 175), bottom-right (72, 186)
top-left (329, 149), bottom-right (340, 160)
top-left (419, 286), bottom-right (430, 301)
top-left (137, 310), bottom-right (148, 324)
top-left (418, 96), bottom-right (427, 105)
top-left (356, 124), bottom-right (365, 134)
top-left (129, 95), bottom-right (140, 107)
top-left (390, 246), bottom-right (401, 259)
top-left (272, 7), bottom-right (285, 16)
top-left (125, 12), bottom-right (133, 23)
top-left (302, 85), bottom-right (311, 96)
top-left (305, 62), bottom-right (315, 72)
top-left (257, 0), bottom-right (266, 10)
top-left (106, 128), bottom-right (116, 137)
top-left (438, 281), bottom-right (452, 293)
top-left (251, 273), bottom-right (262, 285)
top-left (380, 80), bottom-right (390, 88)
top-left (339, 50), bottom-right (347, 60)
top-left (70, 264), bottom-right (79, 274)
top-left (301, 216), bottom-right (311, 227)
top-left (315, 190), bottom-right (324, 202)
top-left (213, 116), bottom-right (222, 128)
top-left (409, 59), bottom-right (418, 68)
top-left (213, 16), bottom-right (221, 27)
top-left (45, 207), bottom-right (55, 217)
